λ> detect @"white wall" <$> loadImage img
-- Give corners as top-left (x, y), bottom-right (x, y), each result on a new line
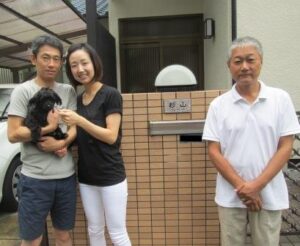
top-left (203, 0), bottom-right (232, 90)
top-left (237, 0), bottom-right (300, 110)
top-left (109, 0), bottom-right (204, 90)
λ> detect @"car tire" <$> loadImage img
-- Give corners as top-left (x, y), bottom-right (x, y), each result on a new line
top-left (0, 155), bottom-right (22, 212)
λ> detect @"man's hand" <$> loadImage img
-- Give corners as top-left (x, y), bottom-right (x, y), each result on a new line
top-left (236, 182), bottom-right (262, 211)
top-left (54, 147), bottom-right (68, 158)
top-left (243, 197), bottom-right (262, 211)
top-left (37, 136), bottom-right (64, 152)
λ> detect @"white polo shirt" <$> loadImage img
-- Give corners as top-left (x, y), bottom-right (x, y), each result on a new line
top-left (203, 81), bottom-right (300, 210)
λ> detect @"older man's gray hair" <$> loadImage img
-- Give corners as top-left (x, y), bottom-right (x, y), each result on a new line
top-left (227, 36), bottom-right (263, 62)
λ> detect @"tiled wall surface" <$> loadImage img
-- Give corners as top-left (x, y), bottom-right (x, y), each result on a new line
top-left (47, 90), bottom-right (222, 245)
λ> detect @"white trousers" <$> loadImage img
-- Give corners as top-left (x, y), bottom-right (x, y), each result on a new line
top-left (79, 179), bottom-right (131, 246)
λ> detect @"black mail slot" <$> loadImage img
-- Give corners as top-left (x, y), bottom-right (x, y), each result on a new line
top-left (180, 133), bottom-right (202, 142)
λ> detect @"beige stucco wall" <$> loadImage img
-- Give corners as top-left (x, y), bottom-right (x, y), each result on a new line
top-left (203, 0), bottom-right (232, 90)
top-left (109, 0), bottom-right (204, 90)
top-left (237, 0), bottom-right (300, 110)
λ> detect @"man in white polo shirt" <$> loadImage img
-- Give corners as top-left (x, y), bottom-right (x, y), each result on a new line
top-left (203, 36), bottom-right (300, 246)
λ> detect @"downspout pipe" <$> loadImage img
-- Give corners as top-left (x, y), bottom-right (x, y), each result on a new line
top-left (231, 0), bottom-right (237, 41)
top-left (231, 0), bottom-right (237, 85)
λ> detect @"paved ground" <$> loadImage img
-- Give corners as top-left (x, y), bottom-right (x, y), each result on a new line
top-left (246, 235), bottom-right (300, 246)
top-left (0, 212), bottom-right (20, 246)
top-left (0, 211), bottom-right (299, 246)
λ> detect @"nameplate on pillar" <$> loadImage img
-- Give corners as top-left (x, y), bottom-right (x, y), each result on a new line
top-left (164, 99), bottom-right (191, 113)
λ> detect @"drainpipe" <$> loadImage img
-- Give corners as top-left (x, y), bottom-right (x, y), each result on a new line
top-left (231, 0), bottom-right (237, 41)
top-left (231, 0), bottom-right (237, 85)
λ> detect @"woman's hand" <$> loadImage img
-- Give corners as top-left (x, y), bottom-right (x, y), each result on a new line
top-left (59, 109), bottom-right (82, 126)
top-left (45, 109), bottom-right (60, 132)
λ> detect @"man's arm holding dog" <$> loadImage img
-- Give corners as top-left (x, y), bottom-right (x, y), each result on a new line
top-left (37, 125), bottom-right (76, 153)
top-left (8, 110), bottom-right (60, 143)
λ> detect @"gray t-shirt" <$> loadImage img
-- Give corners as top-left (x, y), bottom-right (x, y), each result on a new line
top-left (8, 79), bottom-right (77, 179)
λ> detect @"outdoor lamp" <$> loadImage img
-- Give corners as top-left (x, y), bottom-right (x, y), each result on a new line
top-left (204, 18), bottom-right (215, 39)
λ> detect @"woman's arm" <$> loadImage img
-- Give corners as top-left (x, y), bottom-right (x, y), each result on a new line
top-left (59, 109), bottom-right (121, 145)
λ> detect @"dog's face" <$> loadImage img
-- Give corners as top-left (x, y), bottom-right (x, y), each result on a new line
top-left (25, 87), bottom-right (66, 142)
top-left (28, 88), bottom-right (62, 113)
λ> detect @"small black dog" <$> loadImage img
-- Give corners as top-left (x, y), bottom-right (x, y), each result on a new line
top-left (24, 87), bottom-right (68, 143)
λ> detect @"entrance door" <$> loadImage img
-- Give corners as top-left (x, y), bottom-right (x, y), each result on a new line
top-left (119, 14), bottom-right (204, 93)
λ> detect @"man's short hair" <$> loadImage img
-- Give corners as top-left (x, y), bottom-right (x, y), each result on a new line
top-left (228, 36), bottom-right (263, 62)
top-left (31, 35), bottom-right (64, 58)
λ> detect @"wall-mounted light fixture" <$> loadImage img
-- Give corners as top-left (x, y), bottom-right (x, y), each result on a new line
top-left (204, 18), bottom-right (215, 39)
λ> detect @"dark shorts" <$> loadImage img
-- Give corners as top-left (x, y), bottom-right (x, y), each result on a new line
top-left (17, 174), bottom-right (77, 241)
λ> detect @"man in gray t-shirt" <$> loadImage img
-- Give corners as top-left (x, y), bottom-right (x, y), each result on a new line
top-left (7, 35), bottom-right (77, 246)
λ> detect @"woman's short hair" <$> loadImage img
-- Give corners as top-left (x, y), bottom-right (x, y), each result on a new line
top-left (65, 43), bottom-right (103, 87)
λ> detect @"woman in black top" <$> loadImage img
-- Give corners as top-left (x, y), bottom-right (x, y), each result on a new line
top-left (60, 43), bottom-right (131, 246)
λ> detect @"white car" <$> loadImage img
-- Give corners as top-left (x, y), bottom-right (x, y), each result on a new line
top-left (0, 84), bottom-right (21, 212)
